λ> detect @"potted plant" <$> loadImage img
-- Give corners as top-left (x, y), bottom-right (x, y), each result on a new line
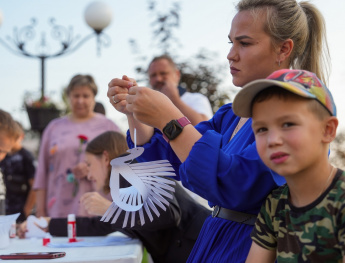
top-left (24, 92), bottom-right (62, 134)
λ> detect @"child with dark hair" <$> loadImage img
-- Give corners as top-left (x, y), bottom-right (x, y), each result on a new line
top-left (232, 69), bottom-right (343, 262)
top-left (0, 109), bottom-right (20, 215)
top-left (0, 121), bottom-right (36, 222)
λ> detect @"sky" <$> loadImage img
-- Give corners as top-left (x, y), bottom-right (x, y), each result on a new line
top-left (0, 0), bottom-right (344, 133)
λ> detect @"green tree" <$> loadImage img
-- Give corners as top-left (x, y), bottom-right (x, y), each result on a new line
top-left (129, 0), bottom-right (235, 114)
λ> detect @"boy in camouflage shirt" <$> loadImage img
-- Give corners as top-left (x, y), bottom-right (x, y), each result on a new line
top-left (233, 69), bottom-right (344, 262)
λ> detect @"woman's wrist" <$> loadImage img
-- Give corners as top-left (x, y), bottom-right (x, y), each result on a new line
top-left (159, 113), bottom-right (185, 131)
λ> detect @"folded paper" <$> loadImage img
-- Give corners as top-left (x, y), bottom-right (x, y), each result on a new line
top-left (101, 147), bottom-right (176, 227)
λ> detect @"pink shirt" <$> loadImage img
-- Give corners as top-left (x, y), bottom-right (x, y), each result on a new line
top-left (33, 113), bottom-right (120, 218)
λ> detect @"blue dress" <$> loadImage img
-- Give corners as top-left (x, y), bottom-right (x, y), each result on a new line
top-left (127, 103), bottom-right (285, 262)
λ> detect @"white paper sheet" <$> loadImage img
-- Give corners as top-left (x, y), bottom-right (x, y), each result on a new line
top-left (0, 213), bottom-right (20, 249)
top-left (101, 147), bottom-right (176, 227)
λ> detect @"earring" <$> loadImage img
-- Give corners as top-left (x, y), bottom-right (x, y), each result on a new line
top-left (278, 60), bottom-right (281, 67)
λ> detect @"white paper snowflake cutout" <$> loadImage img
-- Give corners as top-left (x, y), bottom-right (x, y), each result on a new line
top-left (101, 147), bottom-right (176, 227)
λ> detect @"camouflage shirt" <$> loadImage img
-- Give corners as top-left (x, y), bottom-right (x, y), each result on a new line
top-left (251, 169), bottom-right (345, 262)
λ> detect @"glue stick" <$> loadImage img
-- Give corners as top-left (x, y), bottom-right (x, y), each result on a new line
top-left (67, 214), bottom-right (77, 242)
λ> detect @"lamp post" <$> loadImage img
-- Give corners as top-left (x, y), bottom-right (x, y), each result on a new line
top-left (0, 1), bottom-right (112, 101)
top-left (0, 2), bottom-right (112, 134)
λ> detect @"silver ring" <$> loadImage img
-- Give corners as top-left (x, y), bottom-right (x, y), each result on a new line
top-left (112, 95), bottom-right (119, 104)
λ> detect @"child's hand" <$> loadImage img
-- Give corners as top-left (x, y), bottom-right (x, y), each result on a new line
top-left (17, 217), bottom-right (51, 239)
top-left (17, 221), bottom-right (28, 239)
top-left (80, 192), bottom-right (112, 216)
top-left (72, 162), bottom-right (89, 180)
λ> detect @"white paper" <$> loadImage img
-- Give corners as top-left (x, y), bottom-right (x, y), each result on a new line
top-left (0, 213), bottom-right (20, 249)
top-left (101, 147), bottom-right (176, 227)
top-left (26, 215), bottom-right (49, 238)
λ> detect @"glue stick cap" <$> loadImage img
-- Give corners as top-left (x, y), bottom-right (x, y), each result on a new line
top-left (68, 214), bottom-right (76, 222)
top-left (42, 233), bottom-right (51, 246)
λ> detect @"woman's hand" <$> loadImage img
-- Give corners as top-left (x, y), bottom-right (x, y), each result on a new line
top-left (108, 75), bottom-right (137, 115)
top-left (80, 192), bottom-right (112, 216)
top-left (126, 86), bottom-right (183, 130)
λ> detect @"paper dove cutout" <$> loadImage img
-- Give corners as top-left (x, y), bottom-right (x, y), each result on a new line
top-left (101, 147), bottom-right (176, 227)
top-left (26, 215), bottom-right (49, 238)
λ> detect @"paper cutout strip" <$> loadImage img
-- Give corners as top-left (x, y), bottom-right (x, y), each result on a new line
top-left (101, 147), bottom-right (176, 227)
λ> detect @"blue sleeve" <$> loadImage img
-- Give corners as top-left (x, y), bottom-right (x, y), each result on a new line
top-left (126, 104), bottom-right (285, 214)
top-left (126, 129), bottom-right (182, 180)
top-left (125, 109), bottom-right (219, 173)
top-left (179, 129), bottom-right (282, 214)
top-left (180, 105), bottom-right (285, 214)
top-left (125, 113), bottom-right (222, 180)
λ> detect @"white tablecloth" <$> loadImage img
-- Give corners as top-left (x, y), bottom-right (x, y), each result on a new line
top-left (0, 233), bottom-right (143, 263)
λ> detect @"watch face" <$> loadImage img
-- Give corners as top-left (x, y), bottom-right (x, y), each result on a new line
top-left (163, 120), bottom-right (183, 140)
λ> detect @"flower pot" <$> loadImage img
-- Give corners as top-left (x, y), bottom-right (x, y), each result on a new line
top-left (26, 106), bottom-right (61, 134)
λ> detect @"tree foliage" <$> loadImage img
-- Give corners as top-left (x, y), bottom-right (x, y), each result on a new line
top-left (128, 0), bottom-right (235, 113)
top-left (148, 0), bottom-right (181, 54)
top-left (330, 130), bottom-right (345, 170)
top-left (178, 50), bottom-right (231, 113)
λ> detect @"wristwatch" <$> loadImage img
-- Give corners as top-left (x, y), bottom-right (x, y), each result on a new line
top-left (162, 117), bottom-right (191, 142)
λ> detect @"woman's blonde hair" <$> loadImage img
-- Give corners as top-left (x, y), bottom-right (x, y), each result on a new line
top-left (236, 0), bottom-right (330, 85)
top-left (86, 131), bottom-right (128, 194)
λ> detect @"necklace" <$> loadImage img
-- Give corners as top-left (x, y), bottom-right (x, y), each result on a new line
top-left (229, 117), bottom-right (248, 141)
top-left (318, 166), bottom-right (335, 197)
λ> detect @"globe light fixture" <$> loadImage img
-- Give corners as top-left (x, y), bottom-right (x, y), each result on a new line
top-left (85, 1), bottom-right (112, 33)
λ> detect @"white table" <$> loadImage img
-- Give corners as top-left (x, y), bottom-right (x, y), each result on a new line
top-left (0, 233), bottom-right (143, 263)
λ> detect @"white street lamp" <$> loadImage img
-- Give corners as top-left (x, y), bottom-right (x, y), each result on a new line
top-left (85, 1), bottom-right (112, 33)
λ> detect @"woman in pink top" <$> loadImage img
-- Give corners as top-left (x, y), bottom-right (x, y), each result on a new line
top-left (33, 74), bottom-right (121, 218)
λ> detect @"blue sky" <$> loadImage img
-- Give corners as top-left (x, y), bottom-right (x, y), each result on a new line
top-left (0, 0), bottom-right (344, 132)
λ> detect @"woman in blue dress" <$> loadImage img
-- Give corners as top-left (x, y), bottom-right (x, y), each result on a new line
top-left (107, 0), bottom-right (330, 261)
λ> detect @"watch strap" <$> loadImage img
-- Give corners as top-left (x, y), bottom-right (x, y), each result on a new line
top-left (163, 117), bottom-right (191, 142)
top-left (176, 116), bottom-right (191, 127)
